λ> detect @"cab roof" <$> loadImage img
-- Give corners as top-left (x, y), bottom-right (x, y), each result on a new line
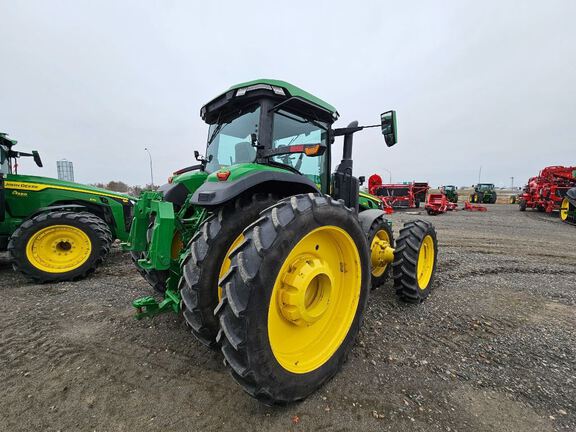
top-left (228, 79), bottom-right (338, 115)
top-left (201, 79), bottom-right (338, 124)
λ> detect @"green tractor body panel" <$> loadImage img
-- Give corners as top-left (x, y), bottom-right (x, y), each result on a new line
top-left (206, 163), bottom-right (287, 183)
top-left (2, 173), bottom-right (132, 241)
top-left (170, 169), bottom-right (209, 193)
top-left (359, 190), bottom-right (384, 211)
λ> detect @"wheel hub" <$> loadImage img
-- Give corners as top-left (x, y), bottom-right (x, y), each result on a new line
top-left (371, 237), bottom-right (394, 272)
top-left (278, 257), bottom-right (333, 326)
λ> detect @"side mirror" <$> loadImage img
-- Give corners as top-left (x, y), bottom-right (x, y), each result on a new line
top-left (194, 150), bottom-right (200, 161)
top-left (380, 110), bottom-right (397, 147)
top-left (32, 150), bottom-right (43, 167)
top-left (358, 176), bottom-right (365, 186)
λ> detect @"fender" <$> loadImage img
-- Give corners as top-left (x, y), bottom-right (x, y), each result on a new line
top-left (357, 209), bottom-right (388, 236)
top-left (31, 203), bottom-right (87, 217)
top-left (190, 171), bottom-right (319, 206)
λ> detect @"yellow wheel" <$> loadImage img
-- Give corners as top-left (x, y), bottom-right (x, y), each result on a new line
top-left (216, 194), bottom-right (370, 404)
top-left (393, 220), bottom-right (438, 303)
top-left (180, 194), bottom-right (278, 348)
top-left (417, 235), bottom-right (435, 289)
top-left (8, 211), bottom-right (112, 282)
top-left (26, 225), bottom-right (92, 273)
top-left (366, 216), bottom-right (395, 288)
top-left (268, 225), bottom-right (361, 373)
top-left (560, 197), bottom-right (570, 222)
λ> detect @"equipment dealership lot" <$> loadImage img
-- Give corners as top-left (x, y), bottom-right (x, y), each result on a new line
top-left (1, 204), bottom-right (574, 432)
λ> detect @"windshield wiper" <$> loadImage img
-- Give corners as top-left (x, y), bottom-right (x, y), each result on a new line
top-left (208, 122), bottom-right (228, 145)
top-left (267, 160), bottom-right (301, 175)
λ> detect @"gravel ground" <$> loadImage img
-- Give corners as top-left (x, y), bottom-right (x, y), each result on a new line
top-left (1, 204), bottom-right (575, 432)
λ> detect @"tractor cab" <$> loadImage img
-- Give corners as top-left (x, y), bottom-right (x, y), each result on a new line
top-left (198, 79), bottom-right (397, 208)
top-left (0, 133), bottom-right (43, 175)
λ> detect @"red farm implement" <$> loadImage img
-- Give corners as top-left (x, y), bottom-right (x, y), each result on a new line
top-left (518, 166), bottom-right (576, 213)
top-left (463, 201), bottom-right (487, 212)
top-left (369, 174), bottom-right (429, 209)
top-left (425, 193), bottom-right (457, 215)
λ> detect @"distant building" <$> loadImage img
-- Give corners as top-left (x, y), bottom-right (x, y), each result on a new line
top-left (57, 159), bottom-right (74, 182)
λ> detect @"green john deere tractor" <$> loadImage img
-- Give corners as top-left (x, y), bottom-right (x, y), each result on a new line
top-left (124, 79), bottom-right (438, 404)
top-left (0, 133), bottom-right (133, 282)
top-left (469, 183), bottom-right (497, 204)
top-left (441, 185), bottom-right (458, 203)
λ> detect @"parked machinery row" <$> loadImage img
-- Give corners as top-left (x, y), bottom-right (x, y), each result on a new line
top-left (518, 166), bottom-right (576, 223)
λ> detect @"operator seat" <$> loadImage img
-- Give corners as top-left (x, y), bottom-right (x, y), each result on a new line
top-left (235, 141), bottom-right (256, 164)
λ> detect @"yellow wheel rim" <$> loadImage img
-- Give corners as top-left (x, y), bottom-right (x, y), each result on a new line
top-left (560, 198), bottom-right (569, 221)
top-left (268, 226), bottom-right (361, 374)
top-left (25, 225), bottom-right (92, 273)
top-left (370, 229), bottom-right (394, 277)
top-left (218, 233), bottom-right (244, 301)
top-left (416, 235), bottom-right (435, 289)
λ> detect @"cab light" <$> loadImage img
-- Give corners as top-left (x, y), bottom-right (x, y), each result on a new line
top-left (217, 170), bottom-right (231, 181)
top-left (236, 84), bottom-right (286, 97)
top-left (304, 145), bottom-right (321, 156)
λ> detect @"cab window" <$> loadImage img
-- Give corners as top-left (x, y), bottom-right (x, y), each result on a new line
top-left (271, 110), bottom-right (328, 191)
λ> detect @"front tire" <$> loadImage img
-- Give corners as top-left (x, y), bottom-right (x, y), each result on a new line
top-left (392, 220), bottom-right (438, 303)
top-left (8, 211), bottom-right (112, 282)
top-left (216, 194), bottom-right (370, 404)
top-left (180, 193), bottom-right (278, 348)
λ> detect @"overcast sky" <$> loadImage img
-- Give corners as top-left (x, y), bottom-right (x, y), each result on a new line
top-left (1, 1), bottom-right (574, 188)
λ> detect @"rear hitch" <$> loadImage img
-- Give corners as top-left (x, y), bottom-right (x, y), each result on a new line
top-left (132, 289), bottom-right (181, 320)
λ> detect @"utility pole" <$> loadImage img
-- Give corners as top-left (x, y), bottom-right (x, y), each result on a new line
top-left (478, 166), bottom-right (482, 184)
top-left (144, 147), bottom-right (154, 187)
top-left (510, 176), bottom-right (514, 189)
top-left (382, 167), bottom-right (392, 183)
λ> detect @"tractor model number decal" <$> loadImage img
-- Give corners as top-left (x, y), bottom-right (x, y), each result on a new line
top-left (11, 190), bottom-right (28, 197)
top-left (4, 181), bottom-right (130, 202)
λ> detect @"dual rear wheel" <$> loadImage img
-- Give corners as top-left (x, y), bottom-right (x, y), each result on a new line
top-left (180, 194), bottom-right (438, 404)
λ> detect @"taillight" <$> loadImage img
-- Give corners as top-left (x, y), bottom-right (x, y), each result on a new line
top-left (216, 170), bottom-right (231, 181)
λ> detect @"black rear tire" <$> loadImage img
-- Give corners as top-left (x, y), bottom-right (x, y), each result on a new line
top-left (180, 193), bottom-right (278, 348)
top-left (216, 194), bottom-right (370, 405)
top-left (393, 220), bottom-right (438, 303)
top-left (8, 211), bottom-right (112, 282)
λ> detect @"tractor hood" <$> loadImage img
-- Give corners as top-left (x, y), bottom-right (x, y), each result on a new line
top-left (191, 163), bottom-right (319, 207)
top-left (5, 174), bottom-right (133, 202)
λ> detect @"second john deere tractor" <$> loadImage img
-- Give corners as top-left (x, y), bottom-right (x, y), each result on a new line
top-left (124, 79), bottom-right (438, 404)
top-left (441, 185), bottom-right (458, 203)
top-left (1, 133), bottom-right (133, 282)
top-left (470, 183), bottom-right (497, 204)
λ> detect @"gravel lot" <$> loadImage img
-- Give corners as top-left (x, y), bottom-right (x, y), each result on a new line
top-left (1, 204), bottom-right (575, 432)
